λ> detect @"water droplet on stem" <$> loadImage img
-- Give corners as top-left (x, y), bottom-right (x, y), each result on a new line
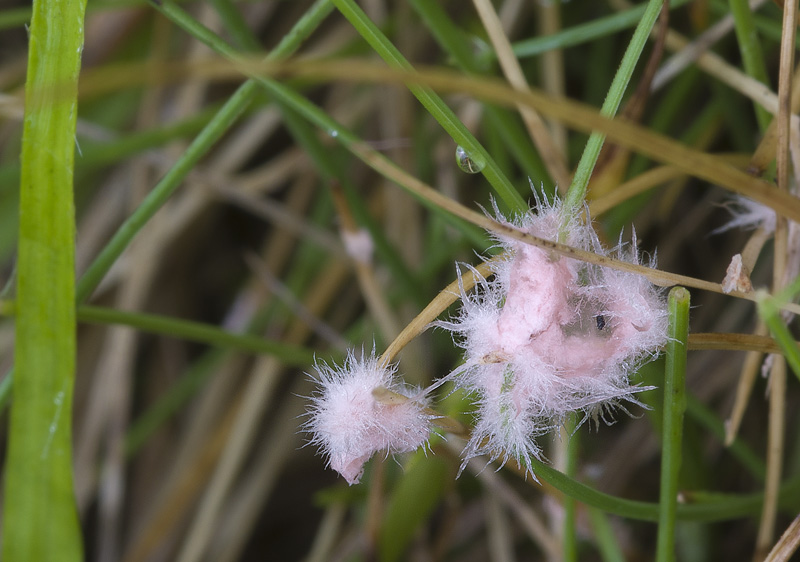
top-left (455, 145), bottom-right (485, 174)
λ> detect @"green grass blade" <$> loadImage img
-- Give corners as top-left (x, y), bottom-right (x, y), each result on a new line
top-left (207, 0), bottom-right (261, 51)
top-left (75, 305), bottom-right (318, 365)
top-left (564, 0), bottom-right (666, 217)
top-left (728, 0), bottom-right (771, 130)
top-left (656, 287), bottom-right (691, 562)
top-left (1, 0), bottom-right (87, 557)
top-left (379, 453), bottom-right (449, 562)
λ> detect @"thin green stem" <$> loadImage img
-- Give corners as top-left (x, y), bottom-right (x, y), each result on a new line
top-left (729, 0), bottom-right (772, 130)
top-left (563, 0), bottom-right (665, 219)
top-left (656, 287), bottom-right (690, 562)
top-left (154, 2), bottom-right (498, 249)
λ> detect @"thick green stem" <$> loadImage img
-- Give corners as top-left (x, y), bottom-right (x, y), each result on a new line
top-left (2, 0), bottom-right (87, 558)
top-left (656, 286), bottom-right (691, 562)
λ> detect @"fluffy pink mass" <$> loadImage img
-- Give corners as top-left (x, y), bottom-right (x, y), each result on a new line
top-left (305, 351), bottom-right (433, 485)
top-left (440, 195), bottom-right (668, 472)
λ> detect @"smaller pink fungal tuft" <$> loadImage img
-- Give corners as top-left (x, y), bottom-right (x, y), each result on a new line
top-left (305, 350), bottom-right (433, 485)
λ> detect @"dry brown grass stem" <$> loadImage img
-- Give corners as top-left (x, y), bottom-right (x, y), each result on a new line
top-left (77, 56), bottom-right (800, 223)
top-left (756, 0), bottom-right (799, 555)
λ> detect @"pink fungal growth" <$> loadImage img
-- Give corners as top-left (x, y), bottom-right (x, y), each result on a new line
top-left (305, 350), bottom-right (433, 485)
top-left (440, 195), bottom-right (668, 473)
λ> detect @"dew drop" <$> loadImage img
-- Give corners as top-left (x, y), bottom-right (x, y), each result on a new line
top-left (455, 145), bottom-right (485, 174)
top-left (328, 129), bottom-right (339, 139)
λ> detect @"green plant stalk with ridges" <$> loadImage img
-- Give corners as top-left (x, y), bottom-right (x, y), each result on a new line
top-left (563, 0), bottom-right (666, 219)
top-left (331, 0), bottom-right (527, 214)
top-left (2, 0), bottom-right (87, 558)
top-left (656, 287), bottom-right (690, 562)
top-left (0, 105), bottom-right (218, 188)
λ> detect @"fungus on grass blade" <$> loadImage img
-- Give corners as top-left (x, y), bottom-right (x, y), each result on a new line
top-left (439, 195), bottom-right (669, 474)
top-left (304, 350), bottom-right (434, 485)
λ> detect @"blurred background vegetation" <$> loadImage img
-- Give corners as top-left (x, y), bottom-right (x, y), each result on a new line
top-left (2, 0), bottom-right (800, 560)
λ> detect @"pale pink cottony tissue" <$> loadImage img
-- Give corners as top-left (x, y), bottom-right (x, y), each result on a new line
top-left (438, 195), bottom-right (668, 473)
top-left (305, 351), bottom-right (432, 485)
